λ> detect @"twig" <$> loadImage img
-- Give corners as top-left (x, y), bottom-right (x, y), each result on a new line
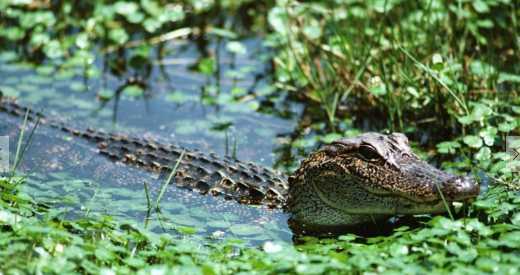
top-left (103, 27), bottom-right (192, 54)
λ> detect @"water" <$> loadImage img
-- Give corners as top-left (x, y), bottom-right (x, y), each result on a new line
top-left (0, 37), bottom-right (303, 244)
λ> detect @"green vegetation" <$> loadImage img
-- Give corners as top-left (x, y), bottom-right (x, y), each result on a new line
top-left (268, 0), bottom-right (520, 183)
top-left (1, 0), bottom-right (519, 274)
top-left (2, 176), bottom-right (520, 274)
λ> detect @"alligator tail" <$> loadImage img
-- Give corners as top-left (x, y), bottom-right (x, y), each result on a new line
top-left (0, 92), bottom-right (289, 208)
top-left (0, 92), bottom-right (84, 137)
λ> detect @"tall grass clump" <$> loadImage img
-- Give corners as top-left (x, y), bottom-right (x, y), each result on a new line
top-left (267, 0), bottom-right (519, 185)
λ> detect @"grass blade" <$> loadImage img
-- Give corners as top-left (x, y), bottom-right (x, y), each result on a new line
top-left (155, 149), bottom-right (185, 210)
top-left (143, 181), bottom-right (152, 228)
top-left (435, 182), bottom-right (454, 220)
top-left (143, 181), bottom-right (151, 210)
top-left (398, 46), bottom-right (469, 115)
top-left (12, 109), bottom-right (30, 173)
top-left (13, 116), bottom-right (40, 172)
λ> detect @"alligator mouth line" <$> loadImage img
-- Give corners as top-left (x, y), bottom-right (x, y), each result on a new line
top-left (310, 180), bottom-right (470, 216)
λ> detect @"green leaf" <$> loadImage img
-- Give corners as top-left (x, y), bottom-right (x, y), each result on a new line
top-left (143, 18), bottom-right (162, 33)
top-left (321, 133), bottom-right (343, 143)
top-left (247, 101), bottom-right (259, 111)
top-left (75, 33), bottom-right (90, 49)
top-left (512, 213), bottom-right (520, 226)
top-left (268, 6), bottom-right (288, 35)
top-left (141, 0), bottom-right (161, 16)
top-left (30, 32), bottom-right (50, 46)
top-left (498, 121), bottom-right (516, 132)
top-left (470, 61), bottom-right (496, 77)
top-left (166, 91), bottom-right (190, 103)
top-left (231, 87), bottom-right (246, 97)
top-left (476, 258), bottom-right (500, 273)
top-left (498, 73), bottom-right (520, 83)
top-left (43, 40), bottom-right (63, 59)
top-left (303, 24), bottom-right (322, 40)
top-left (177, 226), bottom-right (198, 235)
top-left (94, 247), bottom-right (115, 262)
top-left (437, 141), bottom-right (461, 154)
top-left (163, 5), bottom-right (184, 22)
top-left (457, 115), bottom-right (474, 125)
top-left (471, 103), bottom-right (493, 121)
top-left (122, 85), bottom-right (144, 97)
top-left (2, 27), bottom-right (25, 41)
top-left (472, 0), bottom-right (490, 13)
top-left (36, 65), bottom-right (55, 76)
top-left (226, 41), bottom-right (247, 55)
top-left (109, 29), bottom-right (129, 45)
top-left (114, 2), bottom-right (139, 15)
top-left (368, 83), bottom-right (386, 96)
top-left (97, 89), bottom-right (114, 101)
top-left (475, 147), bottom-right (491, 161)
top-left (512, 106), bottom-right (520, 115)
top-left (463, 135), bottom-right (483, 148)
top-left (465, 219), bottom-right (492, 236)
top-left (431, 53), bottom-right (444, 71)
top-left (479, 127), bottom-right (497, 146)
top-left (197, 58), bottom-right (216, 75)
top-left (126, 11), bottom-right (145, 24)
top-left (477, 19), bottom-right (494, 28)
top-left (69, 82), bottom-right (86, 92)
top-left (499, 232), bottom-right (520, 248)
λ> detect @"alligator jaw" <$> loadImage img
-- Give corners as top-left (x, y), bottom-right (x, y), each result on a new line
top-left (361, 158), bottom-right (481, 215)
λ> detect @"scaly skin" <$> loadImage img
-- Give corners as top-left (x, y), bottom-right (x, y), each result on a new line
top-left (0, 94), bottom-right (480, 232)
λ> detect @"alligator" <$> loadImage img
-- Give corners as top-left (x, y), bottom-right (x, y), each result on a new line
top-left (0, 94), bottom-right (480, 233)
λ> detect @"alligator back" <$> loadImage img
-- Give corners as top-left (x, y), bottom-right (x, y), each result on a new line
top-left (0, 96), bottom-right (288, 208)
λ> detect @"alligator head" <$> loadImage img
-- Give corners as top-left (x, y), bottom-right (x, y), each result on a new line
top-left (286, 132), bottom-right (479, 231)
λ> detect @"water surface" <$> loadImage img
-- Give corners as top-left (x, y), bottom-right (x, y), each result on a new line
top-left (0, 37), bottom-right (303, 244)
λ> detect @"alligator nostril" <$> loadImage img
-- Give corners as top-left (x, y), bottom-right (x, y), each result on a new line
top-left (443, 175), bottom-right (480, 200)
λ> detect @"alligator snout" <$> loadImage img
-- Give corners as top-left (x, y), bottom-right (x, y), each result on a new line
top-left (440, 175), bottom-right (480, 201)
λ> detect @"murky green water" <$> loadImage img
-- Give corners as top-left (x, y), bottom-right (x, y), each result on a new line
top-left (0, 37), bottom-right (303, 244)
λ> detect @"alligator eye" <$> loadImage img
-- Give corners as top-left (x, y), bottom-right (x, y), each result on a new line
top-left (358, 145), bottom-right (380, 161)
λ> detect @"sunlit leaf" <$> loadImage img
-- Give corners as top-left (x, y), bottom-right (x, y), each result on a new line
top-left (437, 141), bottom-right (460, 154)
top-left (43, 40), bottom-right (63, 59)
top-left (122, 85), bottom-right (144, 97)
top-left (463, 135), bottom-right (483, 148)
top-left (108, 29), bottom-right (129, 45)
top-left (475, 147), bottom-right (491, 161)
top-left (226, 41), bottom-right (247, 55)
top-left (472, 0), bottom-right (490, 13)
top-left (197, 58), bottom-right (216, 75)
top-left (114, 2), bottom-right (139, 15)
